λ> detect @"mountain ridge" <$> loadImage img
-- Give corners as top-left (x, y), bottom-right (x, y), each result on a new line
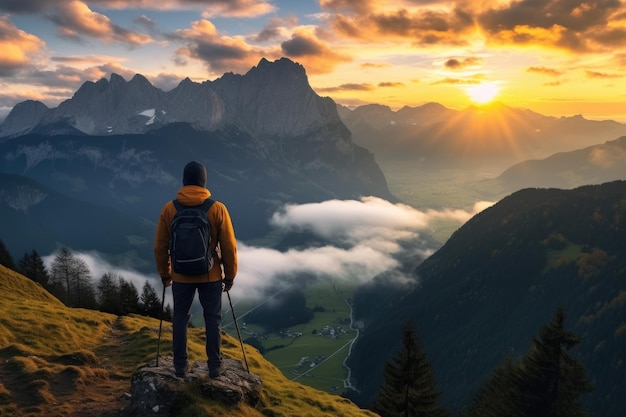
top-left (347, 180), bottom-right (626, 416)
top-left (0, 57), bottom-right (339, 140)
top-left (339, 101), bottom-right (626, 170)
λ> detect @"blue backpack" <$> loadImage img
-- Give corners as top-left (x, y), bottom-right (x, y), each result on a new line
top-left (170, 198), bottom-right (215, 275)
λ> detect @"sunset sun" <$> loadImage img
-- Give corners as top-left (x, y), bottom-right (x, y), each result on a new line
top-left (466, 82), bottom-right (501, 104)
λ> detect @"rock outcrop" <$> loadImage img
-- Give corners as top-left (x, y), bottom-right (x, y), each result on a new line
top-left (124, 357), bottom-right (262, 417)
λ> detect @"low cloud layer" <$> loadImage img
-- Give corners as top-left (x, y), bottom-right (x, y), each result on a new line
top-left (43, 197), bottom-right (493, 311)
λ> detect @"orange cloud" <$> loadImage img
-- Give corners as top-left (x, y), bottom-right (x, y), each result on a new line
top-left (316, 83), bottom-right (375, 93)
top-left (173, 19), bottom-right (268, 74)
top-left (585, 70), bottom-right (623, 79)
top-left (445, 57), bottom-right (483, 70)
top-left (325, 3), bottom-right (476, 46)
top-left (526, 66), bottom-right (563, 76)
top-left (378, 81), bottom-right (404, 87)
top-left (0, 16), bottom-right (45, 76)
top-left (478, 0), bottom-right (625, 52)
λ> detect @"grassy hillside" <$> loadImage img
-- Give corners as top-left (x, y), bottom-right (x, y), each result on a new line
top-left (0, 265), bottom-right (378, 417)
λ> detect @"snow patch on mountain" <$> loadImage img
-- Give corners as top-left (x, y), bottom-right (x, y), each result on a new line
top-left (139, 109), bottom-right (156, 125)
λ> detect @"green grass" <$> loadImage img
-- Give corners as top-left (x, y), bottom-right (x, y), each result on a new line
top-left (0, 265), bottom-right (379, 417)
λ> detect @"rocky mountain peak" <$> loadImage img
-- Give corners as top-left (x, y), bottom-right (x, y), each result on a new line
top-left (0, 58), bottom-right (341, 139)
top-left (0, 100), bottom-right (49, 139)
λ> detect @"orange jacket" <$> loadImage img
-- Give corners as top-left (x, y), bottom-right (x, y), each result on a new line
top-left (154, 185), bottom-right (237, 283)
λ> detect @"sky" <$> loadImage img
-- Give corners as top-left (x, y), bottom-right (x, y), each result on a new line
top-left (1, 0), bottom-right (626, 122)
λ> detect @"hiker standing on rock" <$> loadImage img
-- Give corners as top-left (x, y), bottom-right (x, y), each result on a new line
top-left (154, 160), bottom-right (238, 378)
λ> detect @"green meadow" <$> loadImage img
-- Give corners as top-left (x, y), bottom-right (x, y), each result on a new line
top-left (0, 265), bottom-right (378, 417)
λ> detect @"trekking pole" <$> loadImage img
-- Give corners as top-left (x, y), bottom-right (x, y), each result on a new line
top-left (156, 283), bottom-right (166, 367)
top-left (226, 290), bottom-right (250, 373)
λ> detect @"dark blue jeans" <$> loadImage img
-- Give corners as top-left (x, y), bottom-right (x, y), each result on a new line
top-left (172, 280), bottom-right (222, 374)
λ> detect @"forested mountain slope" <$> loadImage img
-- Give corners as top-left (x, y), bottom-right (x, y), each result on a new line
top-left (348, 181), bottom-right (626, 417)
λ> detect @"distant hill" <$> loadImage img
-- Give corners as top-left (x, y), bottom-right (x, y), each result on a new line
top-left (0, 265), bottom-right (378, 417)
top-left (482, 136), bottom-right (626, 192)
top-left (338, 102), bottom-right (626, 171)
top-left (347, 181), bottom-right (626, 417)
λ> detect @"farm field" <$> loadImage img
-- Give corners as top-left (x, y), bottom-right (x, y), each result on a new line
top-left (220, 280), bottom-right (360, 393)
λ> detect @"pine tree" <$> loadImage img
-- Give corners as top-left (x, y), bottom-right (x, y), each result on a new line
top-left (119, 278), bottom-right (140, 314)
top-left (372, 320), bottom-right (449, 417)
top-left (139, 281), bottom-right (162, 318)
top-left (0, 239), bottom-right (15, 270)
top-left (97, 273), bottom-right (122, 315)
top-left (17, 250), bottom-right (50, 286)
top-left (464, 307), bottom-right (593, 417)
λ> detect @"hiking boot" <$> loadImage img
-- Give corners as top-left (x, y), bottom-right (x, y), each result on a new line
top-left (209, 365), bottom-right (223, 378)
top-left (175, 366), bottom-right (188, 378)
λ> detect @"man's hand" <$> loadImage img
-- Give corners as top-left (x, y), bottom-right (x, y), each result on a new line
top-left (162, 277), bottom-right (172, 287)
top-left (222, 278), bottom-right (234, 292)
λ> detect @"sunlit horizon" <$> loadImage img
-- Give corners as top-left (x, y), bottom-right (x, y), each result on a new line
top-left (1, 1), bottom-right (625, 123)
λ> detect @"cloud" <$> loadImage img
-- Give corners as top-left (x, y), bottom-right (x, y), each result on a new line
top-left (378, 81), bottom-right (405, 87)
top-left (250, 16), bottom-right (297, 43)
top-left (478, 0), bottom-right (626, 52)
top-left (198, 0), bottom-right (276, 18)
top-left (47, 1), bottom-right (153, 46)
top-left (172, 19), bottom-right (268, 74)
top-left (0, 0), bottom-right (276, 17)
top-left (585, 70), bottom-right (623, 79)
top-left (445, 57), bottom-right (483, 70)
top-left (431, 74), bottom-right (485, 85)
top-left (41, 197), bottom-right (493, 308)
top-left (42, 250), bottom-right (165, 303)
top-left (280, 28), bottom-right (352, 74)
top-left (327, 4), bottom-right (475, 46)
top-left (526, 66), bottom-right (563, 77)
top-left (0, 16), bottom-right (46, 77)
top-left (316, 83), bottom-right (375, 93)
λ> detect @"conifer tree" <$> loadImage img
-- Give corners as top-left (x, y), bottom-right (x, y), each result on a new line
top-left (464, 307), bottom-right (593, 417)
top-left (372, 320), bottom-right (449, 417)
top-left (139, 280), bottom-right (162, 318)
top-left (97, 272), bottom-right (123, 315)
top-left (17, 250), bottom-right (49, 285)
top-left (0, 239), bottom-right (15, 270)
top-left (119, 278), bottom-right (140, 314)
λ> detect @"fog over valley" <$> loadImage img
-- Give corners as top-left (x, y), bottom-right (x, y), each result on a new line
top-left (41, 196), bottom-right (493, 307)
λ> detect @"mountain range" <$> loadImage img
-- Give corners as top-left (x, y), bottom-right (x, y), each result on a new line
top-left (338, 102), bottom-right (626, 170)
top-left (0, 58), bottom-right (392, 264)
top-left (347, 180), bottom-right (626, 417)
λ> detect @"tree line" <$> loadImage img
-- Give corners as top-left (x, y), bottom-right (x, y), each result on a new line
top-left (369, 307), bottom-right (592, 417)
top-left (0, 239), bottom-right (171, 320)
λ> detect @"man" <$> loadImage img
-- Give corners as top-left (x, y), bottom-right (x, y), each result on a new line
top-left (154, 160), bottom-right (238, 378)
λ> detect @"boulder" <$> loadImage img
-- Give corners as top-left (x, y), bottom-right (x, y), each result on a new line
top-left (124, 357), bottom-right (262, 417)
